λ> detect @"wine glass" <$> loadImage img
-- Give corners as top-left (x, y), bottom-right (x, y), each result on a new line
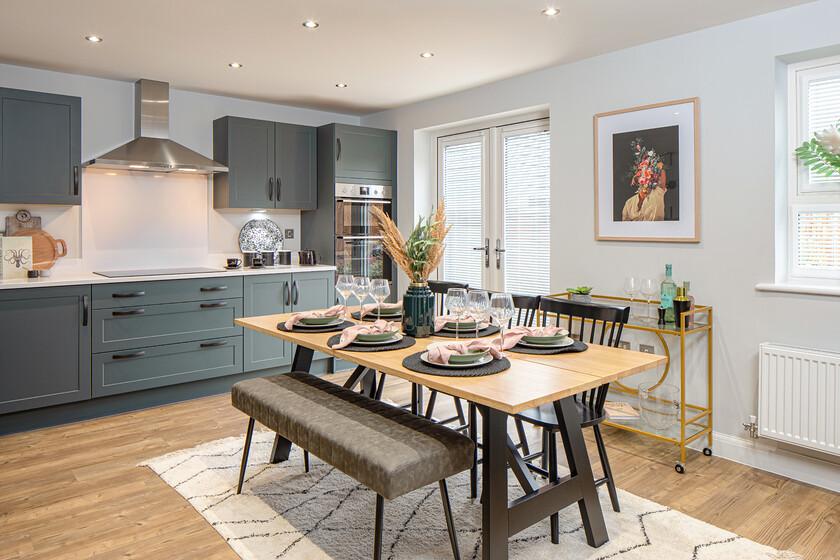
top-left (467, 290), bottom-right (490, 338)
top-left (623, 276), bottom-right (639, 319)
top-left (335, 274), bottom-right (353, 319)
top-left (370, 279), bottom-right (391, 319)
top-left (489, 293), bottom-right (515, 348)
top-left (352, 276), bottom-right (371, 310)
top-left (640, 278), bottom-right (657, 322)
top-left (445, 288), bottom-right (467, 339)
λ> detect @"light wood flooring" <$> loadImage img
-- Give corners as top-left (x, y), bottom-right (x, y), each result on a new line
top-left (1, 372), bottom-right (838, 560)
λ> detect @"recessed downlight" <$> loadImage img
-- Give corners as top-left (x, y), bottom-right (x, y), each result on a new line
top-left (302, 20), bottom-right (319, 29)
top-left (419, 52), bottom-right (434, 59)
top-left (85, 35), bottom-right (103, 43)
top-left (541, 7), bottom-right (560, 16)
top-left (228, 62), bottom-right (243, 69)
top-left (335, 82), bottom-right (348, 88)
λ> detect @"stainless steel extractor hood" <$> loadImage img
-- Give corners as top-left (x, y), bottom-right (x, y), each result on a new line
top-left (85, 79), bottom-right (228, 174)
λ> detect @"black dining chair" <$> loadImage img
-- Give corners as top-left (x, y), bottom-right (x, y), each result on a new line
top-left (514, 297), bottom-right (629, 543)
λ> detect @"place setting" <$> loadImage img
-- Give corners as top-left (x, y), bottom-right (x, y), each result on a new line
top-left (503, 326), bottom-right (588, 355)
top-left (432, 288), bottom-right (500, 338)
top-left (327, 319), bottom-right (416, 352)
top-left (402, 338), bottom-right (511, 377)
top-left (277, 304), bottom-right (355, 333)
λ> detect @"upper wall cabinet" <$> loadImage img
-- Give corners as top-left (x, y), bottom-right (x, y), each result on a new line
top-left (0, 88), bottom-right (82, 205)
top-left (213, 116), bottom-right (316, 210)
top-left (334, 124), bottom-right (395, 183)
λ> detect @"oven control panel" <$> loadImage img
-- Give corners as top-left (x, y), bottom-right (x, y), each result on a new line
top-left (335, 182), bottom-right (392, 200)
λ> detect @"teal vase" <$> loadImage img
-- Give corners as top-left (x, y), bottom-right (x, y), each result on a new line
top-left (402, 282), bottom-right (434, 338)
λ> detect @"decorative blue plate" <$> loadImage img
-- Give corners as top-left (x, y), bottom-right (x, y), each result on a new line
top-left (238, 219), bottom-right (284, 252)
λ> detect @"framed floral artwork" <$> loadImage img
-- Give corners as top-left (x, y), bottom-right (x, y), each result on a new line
top-left (594, 97), bottom-right (700, 242)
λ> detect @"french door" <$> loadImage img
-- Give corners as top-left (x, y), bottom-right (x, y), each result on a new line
top-left (438, 119), bottom-right (550, 295)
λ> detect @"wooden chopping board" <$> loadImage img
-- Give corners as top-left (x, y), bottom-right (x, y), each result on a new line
top-left (11, 229), bottom-right (67, 271)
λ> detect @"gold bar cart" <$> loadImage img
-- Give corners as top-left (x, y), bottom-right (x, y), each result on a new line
top-left (547, 293), bottom-right (713, 473)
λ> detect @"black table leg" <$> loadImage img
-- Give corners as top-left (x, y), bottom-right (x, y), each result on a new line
top-left (269, 433), bottom-right (292, 464)
top-left (553, 398), bottom-right (609, 547)
top-left (291, 345), bottom-right (314, 372)
top-left (480, 405), bottom-right (509, 560)
top-left (342, 365), bottom-right (369, 391)
top-left (360, 369), bottom-right (377, 398)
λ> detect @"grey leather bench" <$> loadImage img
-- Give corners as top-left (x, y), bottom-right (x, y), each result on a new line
top-left (231, 372), bottom-right (474, 559)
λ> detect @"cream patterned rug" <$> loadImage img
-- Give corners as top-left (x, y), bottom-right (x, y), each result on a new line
top-left (141, 431), bottom-right (800, 560)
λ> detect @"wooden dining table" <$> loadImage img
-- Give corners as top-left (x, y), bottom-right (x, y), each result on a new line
top-left (236, 312), bottom-right (666, 560)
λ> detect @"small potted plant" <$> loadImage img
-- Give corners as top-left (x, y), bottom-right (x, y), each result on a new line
top-left (567, 286), bottom-right (594, 303)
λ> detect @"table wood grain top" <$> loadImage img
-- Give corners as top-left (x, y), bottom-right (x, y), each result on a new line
top-left (236, 313), bottom-right (666, 414)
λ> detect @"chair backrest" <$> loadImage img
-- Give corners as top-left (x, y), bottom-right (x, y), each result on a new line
top-left (428, 280), bottom-right (468, 315)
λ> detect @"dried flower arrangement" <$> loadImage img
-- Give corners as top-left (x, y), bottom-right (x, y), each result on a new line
top-left (796, 120), bottom-right (840, 177)
top-left (371, 202), bottom-right (450, 284)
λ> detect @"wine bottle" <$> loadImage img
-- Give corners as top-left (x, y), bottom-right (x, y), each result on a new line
top-left (660, 264), bottom-right (677, 323)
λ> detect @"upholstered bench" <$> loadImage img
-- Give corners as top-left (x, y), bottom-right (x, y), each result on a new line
top-left (231, 372), bottom-right (474, 559)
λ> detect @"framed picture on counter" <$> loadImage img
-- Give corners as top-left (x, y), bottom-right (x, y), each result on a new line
top-left (594, 97), bottom-right (700, 242)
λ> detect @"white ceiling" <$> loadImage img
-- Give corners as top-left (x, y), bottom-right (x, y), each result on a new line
top-left (0, 0), bottom-right (813, 115)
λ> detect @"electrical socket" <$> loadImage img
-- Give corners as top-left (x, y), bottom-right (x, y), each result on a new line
top-left (284, 228), bottom-right (294, 239)
top-left (618, 341), bottom-right (631, 350)
top-left (639, 344), bottom-right (655, 354)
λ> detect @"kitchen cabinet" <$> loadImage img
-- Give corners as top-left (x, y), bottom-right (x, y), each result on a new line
top-left (0, 286), bottom-right (91, 414)
top-left (0, 87), bottom-right (82, 205)
top-left (213, 116), bottom-right (316, 210)
top-left (334, 124), bottom-right (396, 183)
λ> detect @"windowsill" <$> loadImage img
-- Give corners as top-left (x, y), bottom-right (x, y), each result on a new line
top-left (755, 282), bottom-right (840, 297)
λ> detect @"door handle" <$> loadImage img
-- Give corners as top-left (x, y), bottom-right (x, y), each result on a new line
top-left (472, 238), bottom-right (490, 268)
top-left (200, 302), bottom-right (228, 309)
top-left (336, 137), bottom-right (342, 161)
top-left (200, 286), bottom-right (228, 292)
top-left (112, 291), bottom-right (145, 298)
top-left (112, 351), bottom-right (146, 360)
top-left (292, 280), bottom-right (299, 306)
top-left (73, 165), bottom-right (80, 196)
top-left (112, 309), bottom-right (145, 316)
top-left (494, 239), bottom-right (506, 270)
top-left (284, 281), bottom-right (291, 306)
top-left (276, 177), bottom-right (281, 201)
top-left (200, 340), bottom-right (228, 348)
top-left (82, 295), bottom-right (89, 327)
top-left (268, 177), bottom-right (274, 201)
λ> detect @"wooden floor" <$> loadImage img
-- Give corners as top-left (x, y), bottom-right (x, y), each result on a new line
top-left (1, 372), bottom-right (838, 560)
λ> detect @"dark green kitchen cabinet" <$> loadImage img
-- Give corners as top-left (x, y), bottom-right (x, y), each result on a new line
top-left (0, 286), bottom-right (91, 414)
top-left (0, 88), bottom-right (82, 205)
top-left (213, 116), bottom-right (316, 210)
top-left (334, 124), bottom-right (395, 183)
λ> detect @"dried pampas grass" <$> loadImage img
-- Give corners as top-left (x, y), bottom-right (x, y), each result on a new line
top-left (371, 202), bottom-right (450, 283)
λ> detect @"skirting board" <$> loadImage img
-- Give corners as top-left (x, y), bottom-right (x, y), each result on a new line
top-left (707, 431), bottom-right (840, 493)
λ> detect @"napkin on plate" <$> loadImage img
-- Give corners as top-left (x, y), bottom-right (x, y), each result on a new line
top-left (284, 304), bottom-right (345, 330)
top-left (433, 314), bottom-right (487, 332)
top-left (330, 319), bottom-right (399, 349)
top-left (497, 325), bottom-right (570, 349)
top-left (359, 301), bottom-right (403, 318)
top-left (426, 339), bottom-right (504, 365)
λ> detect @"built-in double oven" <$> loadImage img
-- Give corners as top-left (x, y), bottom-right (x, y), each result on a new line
top-left (334, 183), bottom-right (393, 282)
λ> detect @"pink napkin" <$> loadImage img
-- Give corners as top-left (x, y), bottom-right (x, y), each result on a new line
top-left (433, 314), bottom-right (486, 332)
top-left (330, 319), bottom-right (399, 349)
top-left (360, 301), bottom-right (403, 318)
top-left (497, 326), bottom-right (569, 349)
top-left (284, 305), bottom-right (345, 330)
top-left (426, 339), bottom-right (504, 365)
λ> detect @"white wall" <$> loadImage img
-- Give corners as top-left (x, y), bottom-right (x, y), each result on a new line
top-left (362, 0), bottom-right (840, 488)
top-left (0, 63), bottom-right (359, 269)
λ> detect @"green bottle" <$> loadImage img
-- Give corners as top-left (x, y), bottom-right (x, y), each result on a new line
top-left (660, 264), bottom-right (677, 323)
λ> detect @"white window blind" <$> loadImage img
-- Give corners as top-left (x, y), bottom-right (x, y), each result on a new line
top-left (795, 209), bottom-right (840, 271)
top-left (805, 74), bottom-right (840, 185)
top-left (441, 140), bottom-right (484, 288)
top-left (502, 129), bottom-right (551, 295)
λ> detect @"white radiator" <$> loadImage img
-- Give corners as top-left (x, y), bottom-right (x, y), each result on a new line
top-left (758, 343), bottom-right (840, 456)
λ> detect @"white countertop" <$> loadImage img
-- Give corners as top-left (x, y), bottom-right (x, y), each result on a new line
top-left (0, 264), bottom-right (336, 290)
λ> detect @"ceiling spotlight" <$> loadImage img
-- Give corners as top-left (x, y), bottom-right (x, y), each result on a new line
top-left (302, 20), bottom-right (319, 29)
top-left (228, 62), bottom-right (243, 69)
top-left (335, 82), bottom-right (348, 88)
top-left (541, 7), bottom-right (560, 16)
top-left (85, 35), bottom-right (103, 43)
top-left (419, 52), bottom-right (434, 59)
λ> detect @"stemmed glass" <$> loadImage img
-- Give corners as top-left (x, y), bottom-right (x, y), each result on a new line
top-left (445, 287), bottom-right (467, 339)
top-left (335, 274), bottom-right (353, 320)
top-left (623, 276), bottom-right (639, 319)
top-left (640, 278), bottom-right (657, 322)
top-left (370, 279), bottom-right (391, 319)
top-left (489, 293), bottom-right (515, 349)
top-left (352, 276), bottom-right (371, 312)
top-left (467, 291), bottom-right (490, 338)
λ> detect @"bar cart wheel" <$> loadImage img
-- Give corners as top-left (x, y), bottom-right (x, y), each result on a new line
top-left (703, 447), bottom-right (713, 457)
top-left (675, 463), bottom-right (686, 474)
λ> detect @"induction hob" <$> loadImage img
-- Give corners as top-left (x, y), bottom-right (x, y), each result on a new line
top-left (93, 267), bottom-right (224, 278)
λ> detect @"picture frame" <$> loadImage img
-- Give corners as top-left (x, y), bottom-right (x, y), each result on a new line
top-left (594, 97), bottom-right (700, 242)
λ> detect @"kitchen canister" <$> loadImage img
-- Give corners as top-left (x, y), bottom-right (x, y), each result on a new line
top-left (0, 236), bottom-right (33, 279)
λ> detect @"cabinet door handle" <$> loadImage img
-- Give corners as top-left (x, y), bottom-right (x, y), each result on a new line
top-left (112, 309), bottom-right (145, 316)
top-left (112, 351), bottom-right (146, 360)
top-left (200, 286), bottom-right (228, 292)
top-left (73, 165), bottom-right (80, 196)
top-left (336, 137), bottom-right (342, 161)
top-left (200, 301), bottom-right (228, 309)
top-left (82, 295), bottom-right (89, 326)
top-left (200, 340), bottom-right (228, 348)
top-left (112, 291), bottom-right (145, 298)
top-left (276, 177), bottom-right (281, 201)
top-left (268, 177), bottom-right (274, 201)
top-left (284, 281), bottom-right (290, 306)
top-left (292, 280), bottom-right (299, 306)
